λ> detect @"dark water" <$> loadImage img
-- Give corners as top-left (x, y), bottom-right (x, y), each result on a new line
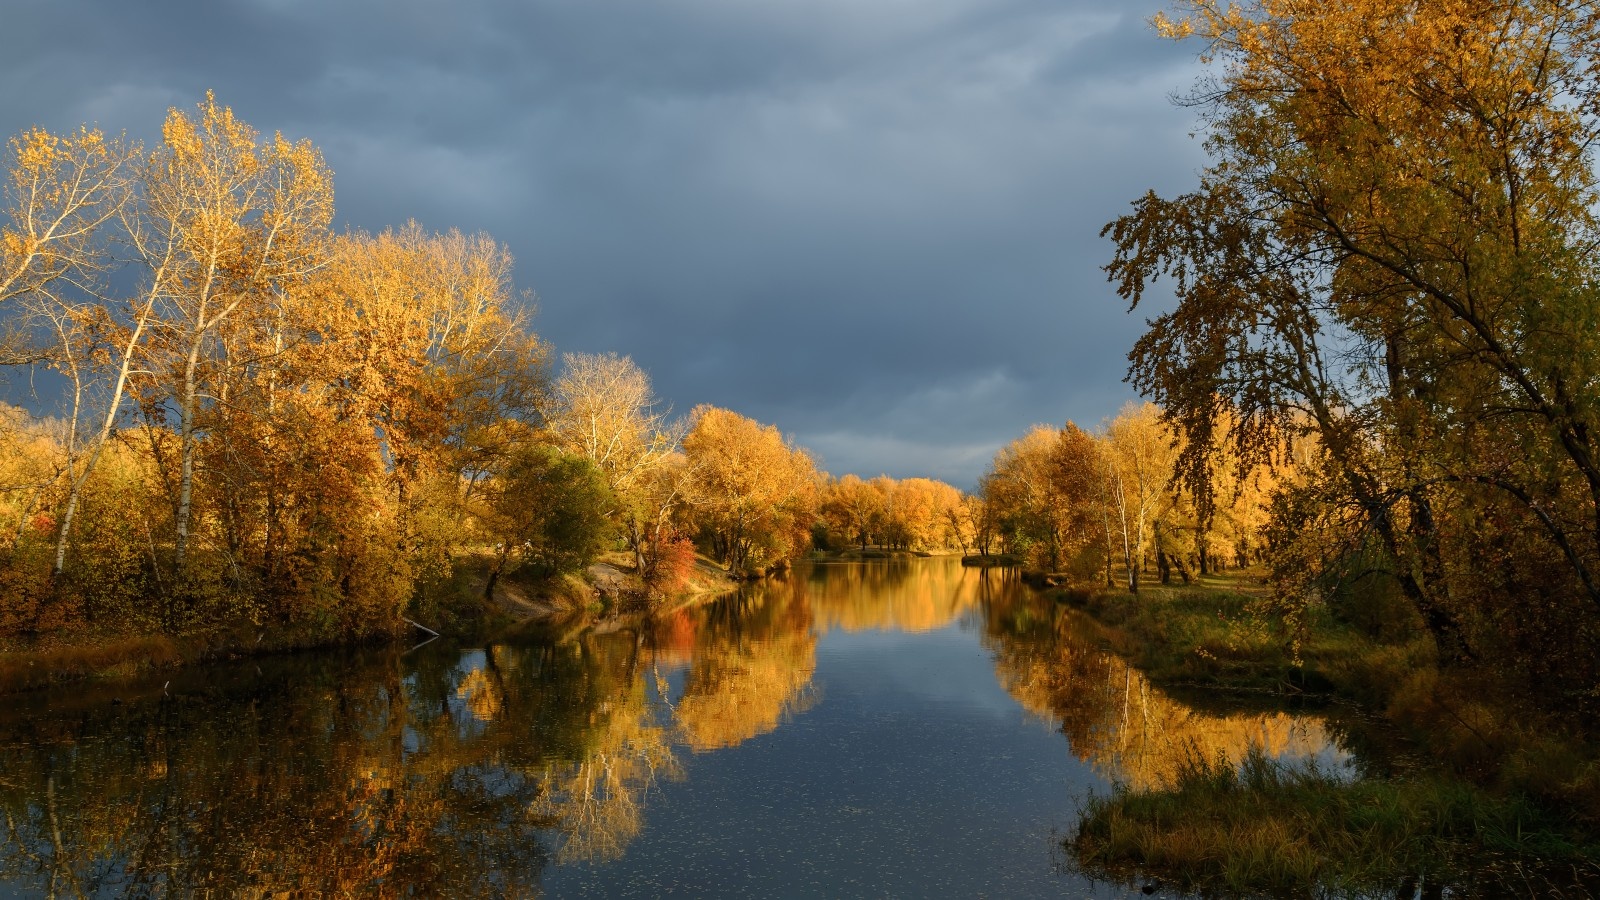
top-left (0, 559), bottom-right (1353, 898)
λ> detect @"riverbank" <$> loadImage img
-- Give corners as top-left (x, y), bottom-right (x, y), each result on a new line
top-left (811, 548), bottom-right (965, 561)
top-left (961, 552), bottom-right (1022, 568)
top-left (1074, 747), bottom-right (1598, 896)
top-left (1052, 572), bottom-right (1600, 895)
top-left (0, 551), bottom-right (742, 695)
top-left (1051, 572), bottom-right (1432, 702)
top-left (0, 625), bottom-right (409, 694)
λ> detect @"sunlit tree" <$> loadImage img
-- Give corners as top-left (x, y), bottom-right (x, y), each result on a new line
top-left (680, 405), bottom-right (819, 575)
top-left (1104, 0), bottom-right (1600, 676)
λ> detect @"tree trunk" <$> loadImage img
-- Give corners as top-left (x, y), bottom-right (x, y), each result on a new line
top-left (54, 295), bottom-right (157, 576)
top-left (174, 336), bottom-right (204, 569)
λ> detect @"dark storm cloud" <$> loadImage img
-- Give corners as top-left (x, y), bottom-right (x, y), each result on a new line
top-left (3, 0), bottom-right (1207, 488)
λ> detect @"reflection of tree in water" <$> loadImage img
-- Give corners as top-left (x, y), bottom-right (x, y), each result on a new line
top-left (0, 628), bottom-right (710, 894)
top-left (522, 630), bottom-right (680, 863)
top-left (675, 580), bottom-right (819, 751)
top-left (0, 649), bottom-right (553, 897)
top-left (806, 559), bottom-right (981, 634)
top-left (981, 580), bottom-right (1340, 791)
top-left (519, 585), bottom-right (828, 857)
top-left (3, 561), bottom-right (1332, 894)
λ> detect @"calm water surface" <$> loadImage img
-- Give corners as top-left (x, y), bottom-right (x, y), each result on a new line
top-left (0, 559), bottom-right (1354, 897)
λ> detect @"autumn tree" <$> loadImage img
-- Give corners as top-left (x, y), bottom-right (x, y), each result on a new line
top-left (1050, 422), bottom-right (1108, 579)
top-left (963, 492), bottom-right (997, 557)
top-left (1106, 0), bottom-right (1600, 678)
top-left (547, 352), bottom-right (683, 574)
top-left (680, 405), bottom-right (819, 575)
top-left (6, 129), bottom-right (131, 563)
top-left (0, 126), bottom-right (143, 578)
top-left (482, 446), bottom-right (613, 598)
top-left (129, 93), bottom-right (335, 571)
top-left (1104, 403), bottom-right (1181, 591)
top-left (983, 426), bottom-right (1061, 565)
top-left (818, 474), bottom-right (969, 554)
top-left (298, 224), bottom-right (546, 592)
top-left (983, 424), bottom-right (1103, 572)
top-left (0, 126), bottom-right (131, 363)
top-left (885, 477), bottom-right (965, 552)
top-left (820, 473), bottom-right (884, 551)
top-left (0, 98), bottom-right (552, 642)
top-left (873, 476), bottom-right (909, 549)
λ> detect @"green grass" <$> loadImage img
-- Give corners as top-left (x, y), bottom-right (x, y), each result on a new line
top-left (1074, 748), bottom-right (1600, 897)
top-left (1057, 572), bottom-right (1433, 703)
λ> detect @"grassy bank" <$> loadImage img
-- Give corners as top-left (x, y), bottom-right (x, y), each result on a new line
top-left (1075, 748), bottom-right (1600, 897)
top-left (1055, 571), bottom-right (1600, 895)
top-left (1056, 572), bottom-right (1433, 702)
top-left (0, 633), bottom-right (185, 693)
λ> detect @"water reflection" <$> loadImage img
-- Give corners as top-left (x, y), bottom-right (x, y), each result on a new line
top-left (0, 649), bottom-right (551, 896)
top-left (806, 558), bottom-right (980, 633)
top-left (676, 582), bottom-right (817, 752)
top-left (978, 573), bottom-right (1347, 790)
top-left (0, 559), bottom-right (1351, 896)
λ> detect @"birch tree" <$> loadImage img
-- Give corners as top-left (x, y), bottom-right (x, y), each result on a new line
top-left (137, 94), bottom-right (333, 568)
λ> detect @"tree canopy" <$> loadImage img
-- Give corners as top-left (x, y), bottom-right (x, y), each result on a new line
top-left (1105, 0), bottom-right (1600, 688)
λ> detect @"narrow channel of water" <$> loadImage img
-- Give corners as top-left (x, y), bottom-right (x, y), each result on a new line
top-left (0, 559), bottom-right (1355, 897)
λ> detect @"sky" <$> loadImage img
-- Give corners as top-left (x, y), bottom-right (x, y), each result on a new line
top-left (3, 0), bottom-right (1208, 490)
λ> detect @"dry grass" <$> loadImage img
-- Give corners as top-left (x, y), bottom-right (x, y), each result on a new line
top-left (0, 633), bottom-right (183, 693)
top-left (1074, 748), bottom-right (1600, 897)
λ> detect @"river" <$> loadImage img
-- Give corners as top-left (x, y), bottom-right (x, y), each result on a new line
top-left (0, 558), bottom-right (1356, 897)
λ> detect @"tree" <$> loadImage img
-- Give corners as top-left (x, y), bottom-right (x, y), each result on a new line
top-left (1105, 403), bottom-right (1179, 592)
top-left (681, 405), bottom-right (818, 575)
top-left (964, 492), bottom-right (998, 557)
top-left (0, 126), bottom-right (139, 577)
top-left (136, 93), bottom-right (333, 570)
top-left (982, 424), bottom-right (1102, 571)
top-left (0, 127), bottom-right (131, 363)
top-left (483, 445), bottom-right (613, 598)
top-left (547, 352), bottom-right (682, 571)
top-left (983, 425), bottom-right (1062, 566)
top-left (0, 98), bottom-right (562, 643)
top-left (888, 478), bottom-right (965, 552)
top-left (304, 223), bottom-right (545, 583)
top-left (1105, 0), bottom-right (1600, 674)
top-left (821, 473), bottom-right (883, 552)
top-left (1051, 422), bottom-right (1108, 580)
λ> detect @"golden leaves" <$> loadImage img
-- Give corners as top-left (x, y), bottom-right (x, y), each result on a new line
top-left (1, 123), bottom-right (130, 308)
top-left (1149, 10), bottom-right (1194, 41)
top-left (682, 405), bottom-right (820, 572)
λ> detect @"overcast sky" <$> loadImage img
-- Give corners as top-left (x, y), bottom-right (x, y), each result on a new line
top-left (4, 0), bottom-right (1207, 489)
